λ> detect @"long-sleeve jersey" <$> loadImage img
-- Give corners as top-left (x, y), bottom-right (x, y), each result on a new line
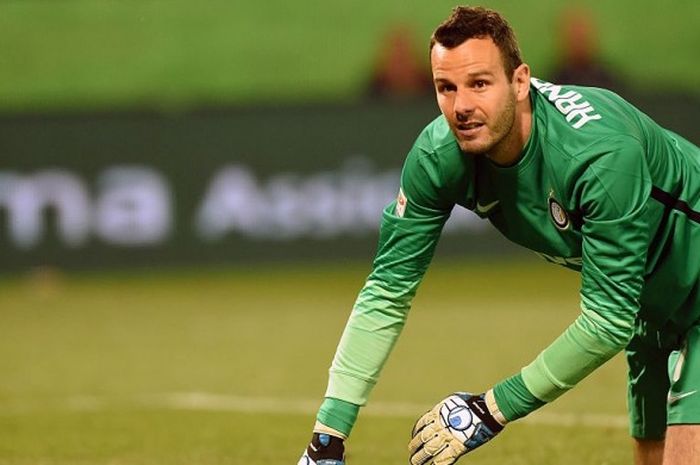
top-left (321, 78), bottom-right (700, 431)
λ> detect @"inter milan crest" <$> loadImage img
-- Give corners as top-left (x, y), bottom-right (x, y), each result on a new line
top-left (548, 194), bottom-right (570, 230)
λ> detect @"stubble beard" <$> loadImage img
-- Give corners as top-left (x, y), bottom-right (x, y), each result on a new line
top-left (456, 93), bottom-right (517, 158)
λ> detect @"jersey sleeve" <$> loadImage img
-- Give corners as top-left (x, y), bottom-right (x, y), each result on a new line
top-left (323, 138), bottom-right (457, 417)
top-left (495, 136), bottom-right (652, 418)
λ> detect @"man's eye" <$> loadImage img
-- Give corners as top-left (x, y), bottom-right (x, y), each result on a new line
top-left (474, 80), bottom-right (488, 89)
top-left (438, 85), bottom-right (455, 93)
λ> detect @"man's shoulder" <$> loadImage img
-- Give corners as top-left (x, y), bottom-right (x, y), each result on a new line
top-left (530, 78), bottom-right (643, 137)
top-left (530, 78), bottom-right (647, 163)
top-left (528, 79), bottom-right (652, 198)
top-left (401, 114), bottom-right (472, 208)
top-left (406, 114), bottom-right (468, 175)
top-left (414, 114), bottom-right (457, 153)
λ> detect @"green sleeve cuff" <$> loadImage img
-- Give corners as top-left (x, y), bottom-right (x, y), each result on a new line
top-left (316, 397), bottom-right (360, 437)
top-left (493, 373), bottom-right (546, 422)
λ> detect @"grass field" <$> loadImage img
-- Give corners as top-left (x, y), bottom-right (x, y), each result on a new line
top-left (0, 258), bottom-right (632, 464)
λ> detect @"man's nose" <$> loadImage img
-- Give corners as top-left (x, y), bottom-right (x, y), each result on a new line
top-left (456, 111), bottom-right (472, 122)
top-left (454, 90), bottom-right (476, 120)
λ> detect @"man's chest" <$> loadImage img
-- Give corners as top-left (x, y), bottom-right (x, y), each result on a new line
top-left (471, 161), bottom-right (583, 270)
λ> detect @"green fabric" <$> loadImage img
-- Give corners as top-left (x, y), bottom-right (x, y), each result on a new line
top-left (667, 325), bottom-right (700, 428)
top-left (319, 78), bottom-right (700, 433)
top-left (625, 321), bottom-right (674, 440)
top-left (325, 163), bottom-right (452, 405)
top-left (521, 302), bottom-right (634, 403)
top-left (316, 397), bottom-right (360, 437)
top-left (493, 373), bottom-right (545, 421)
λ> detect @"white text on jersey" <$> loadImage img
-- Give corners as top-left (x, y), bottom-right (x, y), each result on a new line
top-left (531, 78), bottom-right (602, 129)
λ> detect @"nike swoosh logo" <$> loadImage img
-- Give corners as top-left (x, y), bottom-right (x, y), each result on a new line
top-left (475, 200), bottom-right (500, 214)
top-left (668, 390), bottom-right (698, 404)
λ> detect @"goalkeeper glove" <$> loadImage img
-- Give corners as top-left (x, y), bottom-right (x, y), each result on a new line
top-left (408, 392), bottom-right (504, 465)
top-left (297, 432), bottom-right (345, 465)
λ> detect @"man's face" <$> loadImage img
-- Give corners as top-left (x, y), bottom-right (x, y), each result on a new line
top-left (431, 38), bottom-right (518, 155)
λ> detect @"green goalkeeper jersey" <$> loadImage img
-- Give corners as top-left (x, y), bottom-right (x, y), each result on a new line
top-left (320, 78), bottom-right (700, 431)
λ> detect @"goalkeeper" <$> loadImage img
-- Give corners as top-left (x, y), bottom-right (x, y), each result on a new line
top-left (297, 6), bottom-right (700, 465)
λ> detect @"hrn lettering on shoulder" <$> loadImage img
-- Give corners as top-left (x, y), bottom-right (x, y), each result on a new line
top-left (531, 78), bottom-right (602, 129)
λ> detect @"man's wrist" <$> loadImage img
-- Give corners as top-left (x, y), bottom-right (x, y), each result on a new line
top-left (316, 397), bottom-right (359, 438)
top-left (493, 373), bottom-right (546, 421)
top-left (485, 389), bottom-right (508, 426)
top-left (313, 421), bottom-right (348, 440)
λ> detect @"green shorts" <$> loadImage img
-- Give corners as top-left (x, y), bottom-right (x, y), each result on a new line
top-left (626, 319), bottom-right (700, 439)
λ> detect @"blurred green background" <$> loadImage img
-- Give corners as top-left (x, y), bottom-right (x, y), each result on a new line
top-left (1, 0), bottom-right (698, 111)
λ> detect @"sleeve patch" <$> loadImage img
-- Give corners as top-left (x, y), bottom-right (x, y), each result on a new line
top-left (395, 187), bottom-right (407, 217)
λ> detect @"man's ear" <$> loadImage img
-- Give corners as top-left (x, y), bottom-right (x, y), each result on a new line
top-left (513, 63), bottom-right (531, 102)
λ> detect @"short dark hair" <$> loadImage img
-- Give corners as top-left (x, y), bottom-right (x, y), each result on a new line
top-left (430, 6), bottom-right (523, 78)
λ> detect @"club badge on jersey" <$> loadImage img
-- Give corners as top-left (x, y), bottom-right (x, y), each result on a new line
top-left (548, 193), bottom-right (570, 230)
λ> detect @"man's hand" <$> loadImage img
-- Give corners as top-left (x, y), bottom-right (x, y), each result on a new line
top-left (408, 392), bottom-right (504, 465)
top-left (297, 432), bottom-right (345, 465)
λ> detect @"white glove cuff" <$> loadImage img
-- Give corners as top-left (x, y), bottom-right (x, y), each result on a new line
top-left (313, 421), bottom-right (348, 440)
top-left (485, 389), bottom-right (508, 426)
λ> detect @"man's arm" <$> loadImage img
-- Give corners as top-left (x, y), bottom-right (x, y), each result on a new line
top-left (495, 137), bottom-right (652, 419)
top-left (298, 135), bottom-right (468, 464)
top-left (316, 199), bottom-right (451, 437)
top-left (321, 142), bottom-right (460, 429)
top-left (408, 138), bottom-right (654, 465)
